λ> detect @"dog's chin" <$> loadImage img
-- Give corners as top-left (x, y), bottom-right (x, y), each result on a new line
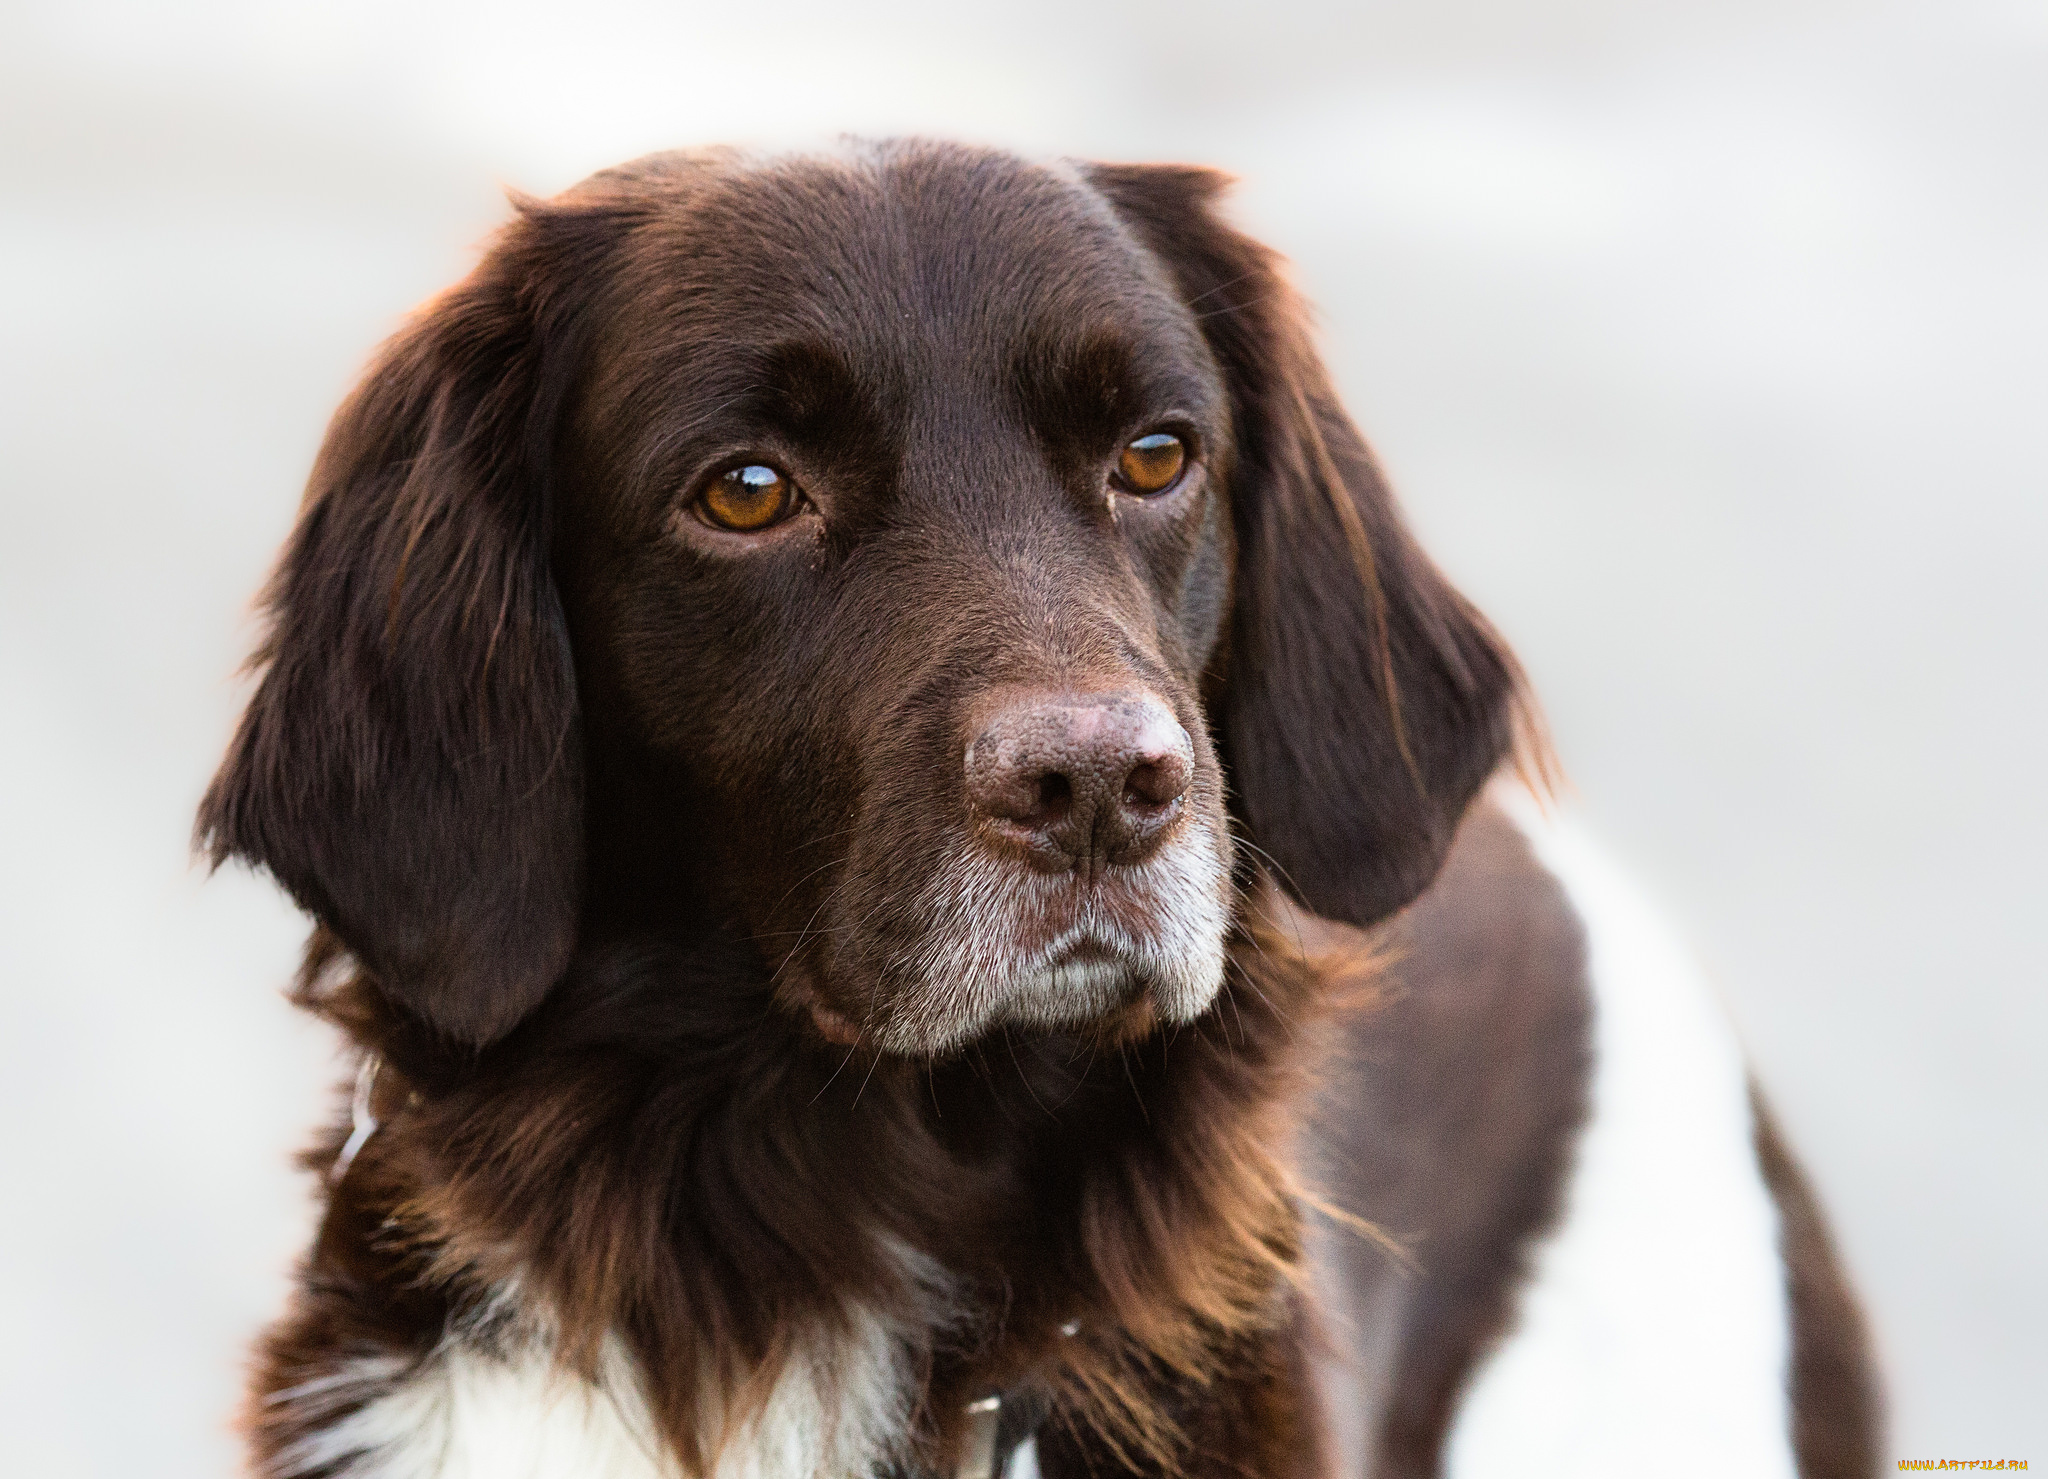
top-left (851, 945), bottom-right (1227, 1059)
top-left (803, 818), bottom-right (1235, 1057)
top-left (997, 955), bottom-right (1144, 1029)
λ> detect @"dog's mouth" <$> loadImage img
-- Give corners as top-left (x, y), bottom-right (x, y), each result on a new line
top-left (804, 932), bottom-right (1156, 1049)
top-left (993, 931), bottom-right (1149, 1025)
top-left (1049, 936), bottom-right (1121, 968)
top-left (787, 820), bottom-right (1233, 1058)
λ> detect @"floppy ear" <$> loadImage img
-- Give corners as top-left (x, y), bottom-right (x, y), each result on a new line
top-left (199, 206), bottom-right (606, 1046)
top-left (1088, 163), bottom-right (1534, 927)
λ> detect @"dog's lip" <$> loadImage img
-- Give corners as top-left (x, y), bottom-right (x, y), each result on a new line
top-left (807, 998), bottom-right (865, 1047)
top-left (773, 954), bottom-right (868, 1046)
top-left (1010, 884), bottom-right (1169, 955)
top-left (1048, 935), bottom-right (1123, 967)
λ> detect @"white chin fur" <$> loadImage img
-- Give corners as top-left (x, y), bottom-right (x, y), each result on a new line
top-left (874, 813), bottom-right (1231, 1054)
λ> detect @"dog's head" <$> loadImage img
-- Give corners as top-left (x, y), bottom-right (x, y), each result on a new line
top-left (201, 142), bottom-right (1523, 1058)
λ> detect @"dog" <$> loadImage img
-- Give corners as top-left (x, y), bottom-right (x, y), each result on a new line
top-left (201, 140), bottom-right (1880, 1478)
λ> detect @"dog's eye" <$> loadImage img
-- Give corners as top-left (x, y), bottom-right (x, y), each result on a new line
top-left (700, 464), bottom-right (797, 531)
top-left (1115, 433), bottom-right (1187, 496)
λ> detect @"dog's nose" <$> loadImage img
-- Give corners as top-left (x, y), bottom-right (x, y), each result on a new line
top-left (964, 691), bottom-right (1193, 873)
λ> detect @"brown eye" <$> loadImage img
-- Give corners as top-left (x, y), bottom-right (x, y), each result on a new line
top-left (1116, 432), bottom-right (1187, 495)
top-left (700, 464), bottom-right (796, 531)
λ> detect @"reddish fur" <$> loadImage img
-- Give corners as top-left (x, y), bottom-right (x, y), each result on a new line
top-left (249, 897), bottom-right (1338, 1475)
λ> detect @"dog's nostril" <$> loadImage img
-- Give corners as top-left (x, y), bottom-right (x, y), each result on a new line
top-left (1122, 758), bottom-right (1184, 810)
top-left (1033, 771), bottom-right (1073, 824)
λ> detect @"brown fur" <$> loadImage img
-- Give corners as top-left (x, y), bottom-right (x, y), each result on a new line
top-left (1753, 1089), bottom-right (1885, 1479)
top-left (1267, 800), bottom-right (1592, 1478)
top-left (201, 139), bottom-right (1874, 1478)
top-left (205, 140), bottom-right (1527, 1476)
top-left (252, 900), bottom-right (1332, 1474)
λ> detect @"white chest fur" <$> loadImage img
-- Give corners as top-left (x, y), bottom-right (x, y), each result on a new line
top-left (271, 1303), bottom-right (917, 1479)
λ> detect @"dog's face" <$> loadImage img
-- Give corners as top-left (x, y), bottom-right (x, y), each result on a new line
top-left (201, 142), bottom-right (1523, 1060)
top-left (557, 156), bottom-right (1237, 1052)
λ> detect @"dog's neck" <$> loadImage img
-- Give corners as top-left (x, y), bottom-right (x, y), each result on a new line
top-left (299, 901), bottom-right (1325, 1475)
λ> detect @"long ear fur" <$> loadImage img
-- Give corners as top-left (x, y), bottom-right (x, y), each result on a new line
top-left (1088, 163), bottom-right (1536, 927)
top-left (199, 204), bottom-right (611, 1046)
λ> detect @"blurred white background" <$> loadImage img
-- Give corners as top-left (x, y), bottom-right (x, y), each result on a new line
top-left (2, 0), bottom-right (2042, 1470)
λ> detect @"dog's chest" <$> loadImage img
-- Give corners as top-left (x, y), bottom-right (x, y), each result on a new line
top-left (274, 1305), bottom-right (918, 1479)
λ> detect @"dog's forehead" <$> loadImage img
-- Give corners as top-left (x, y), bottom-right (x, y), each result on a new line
top-left (608, 145), bottom-right (1211, 393)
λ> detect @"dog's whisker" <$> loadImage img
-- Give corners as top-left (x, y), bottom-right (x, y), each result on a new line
top-left (1051, 1040), bottom-right (1100, 1114)
top-left (762, 853), bottom-right (855, 928)
top-left (848, 1034), bottom-right (886, 1110)
top-left (1003, 1025), bottom-right (1056, 1119)
top-left (1189, 292), bottom-right (1271, 323)
top-left (809, 1036), bottom-right (865, 1106)
top-left (1182, 267), bottom-right (1259, 308)
top-left (766, 859), bottom-right (876, 994)
top-left (1223, 952), bottom-right (1295, 1037)
top-left (1118, 1043), bottom-right (1149, 1125)
top-left (787, 822), bottom-right (868, 854)
top-left (1228, 828), bottom-right (1317, 967)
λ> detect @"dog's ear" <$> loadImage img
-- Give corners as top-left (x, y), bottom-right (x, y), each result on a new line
top-left (199, 203), bottom-right (613, 1046)
top-left (1088, 163), bottom-right (1536, 927)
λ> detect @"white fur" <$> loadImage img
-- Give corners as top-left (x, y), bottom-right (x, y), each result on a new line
top-left (1444, 785), bottom-right (1797, 1478)
top-left (1007, 1435), bottom-right (1042, 1479)
top-left (885, 809), bottom-right (1231, 1053)
top-left (273, 1283), bottom-right (930, 1479)
top-left (272, 1337), bottom-right (676, 1479)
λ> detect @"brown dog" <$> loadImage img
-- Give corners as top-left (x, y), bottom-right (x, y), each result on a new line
top-left (202, 141), bottom-right (1878, 1478)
